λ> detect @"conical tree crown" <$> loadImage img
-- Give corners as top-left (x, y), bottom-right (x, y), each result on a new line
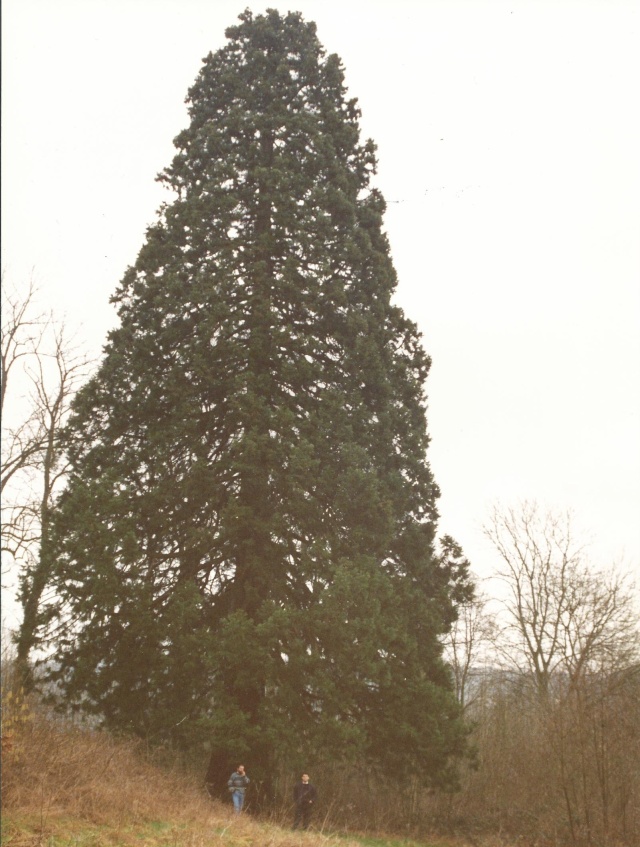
top-left (48, 9), bottom-right (470, 789)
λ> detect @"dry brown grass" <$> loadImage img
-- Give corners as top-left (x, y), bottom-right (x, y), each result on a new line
top-left (2, 693), bottom-right (212, 825)
top-left (1, 693), bottom-right (586, 847)
top-left (4, 669), bottom-right (575, 846)
top-left (0, 691), bottom-right (385, 847)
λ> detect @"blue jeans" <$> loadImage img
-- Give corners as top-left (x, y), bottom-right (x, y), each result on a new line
top-left (232, 790), bottom-right (245, 813)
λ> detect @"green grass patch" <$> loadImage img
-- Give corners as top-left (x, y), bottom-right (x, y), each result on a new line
top-left (0, 815), bottom-right (195, 847)
top-left (1, 813), bottom-right (452, 847)
top-left (340, 834), bottom-right (451, 847)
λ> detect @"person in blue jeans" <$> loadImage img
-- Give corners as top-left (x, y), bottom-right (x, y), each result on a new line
top-left (227, 764), bottom-right (250, 813)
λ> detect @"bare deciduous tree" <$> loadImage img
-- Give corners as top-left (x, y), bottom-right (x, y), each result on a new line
top-left (484, 501), bottom-right (639, 696)
top-left (443, 584), bottom-right (497, 709)
top-left (1, 280), bottom-right (89, 680)
top-left (559, 562), bottom-right (639, 684)
top-left (484, 501), bottom-right (580, 695)
top-left (426, 503), bottom-right (640, 843)
top-left (1, 280), bottom-right (47, 568)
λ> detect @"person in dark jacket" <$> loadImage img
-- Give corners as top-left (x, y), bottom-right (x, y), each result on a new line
top-left (293, 773), bottom-right (317, 830)
top-left (227, 764), bottom-right (249, 813)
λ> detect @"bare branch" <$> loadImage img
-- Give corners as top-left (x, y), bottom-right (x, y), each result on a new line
top-left (443, 582), bottom-right (498, 709)
top-left (484, 500), bottom-right (638, 696)
top-left (1, 278), bottom-right (92, 674)
top-left (1, 277), bottom-right (47, 417)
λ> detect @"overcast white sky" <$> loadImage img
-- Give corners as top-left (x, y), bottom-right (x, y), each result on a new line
top-left (2, 0), bottom-right (639, 627)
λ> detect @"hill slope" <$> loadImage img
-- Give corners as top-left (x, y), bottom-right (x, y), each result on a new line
top-left (1, 695), bottom-right (457, 847)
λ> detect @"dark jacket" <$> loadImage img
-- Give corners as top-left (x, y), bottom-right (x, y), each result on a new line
top-left (294, 782), bottom-right (317, 806)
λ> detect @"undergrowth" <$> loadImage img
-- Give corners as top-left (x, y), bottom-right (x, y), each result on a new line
top-left (1, 686), bottom-right (460, 847)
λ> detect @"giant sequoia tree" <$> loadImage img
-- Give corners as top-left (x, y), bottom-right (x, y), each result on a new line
top-left (47, 10), bottom-right (471, 789)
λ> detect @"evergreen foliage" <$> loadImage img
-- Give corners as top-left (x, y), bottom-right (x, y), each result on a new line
top-left (47, 9), bottom-right (471, 791)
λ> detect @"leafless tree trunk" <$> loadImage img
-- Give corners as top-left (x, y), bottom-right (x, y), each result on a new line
top-left (1, 280), bottom-right (89, 683)
top-left (1, 280), bottom-right (46, 569)
top-left (483, 501), bottom-right (638, 694)
top-left (443, 585), bottom-right (496, 709)
top-left (483, 500), bottom-right (584, 696)
top-left (480, 501), bottom-right (640, 844)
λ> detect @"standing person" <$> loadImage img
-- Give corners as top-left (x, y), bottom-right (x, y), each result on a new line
top-left (227, 764), bottom-right (250, 813)
top-left (293, 773), bottom-right (317, 830)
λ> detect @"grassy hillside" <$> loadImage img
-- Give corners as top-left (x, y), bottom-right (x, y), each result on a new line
top-left (1, 687), bottom-right (464, 847)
